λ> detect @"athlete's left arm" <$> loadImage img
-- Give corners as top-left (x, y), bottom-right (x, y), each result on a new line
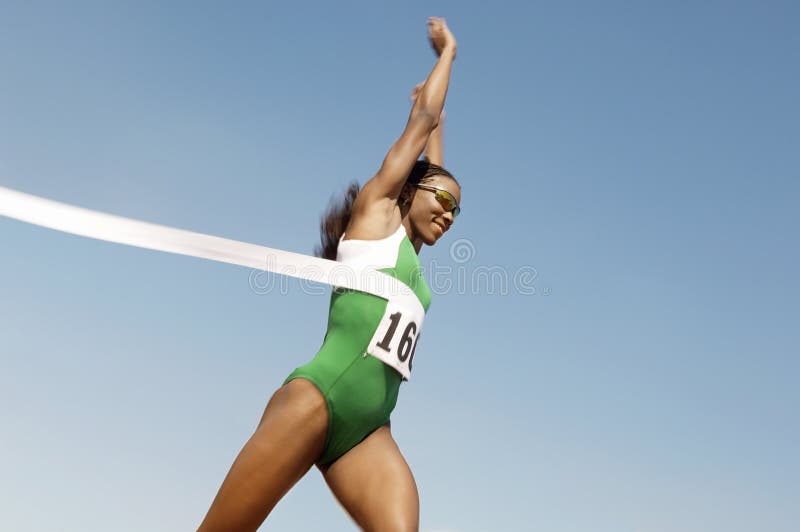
top-left (356, 18), bottom-right (456, 209)
top-left (410, 81), bottom-right (445, 166)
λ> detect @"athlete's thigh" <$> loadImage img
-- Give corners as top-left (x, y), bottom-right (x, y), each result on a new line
top-left (198, 378), bottom-right (328, 532)
top-left (320, 425), bottom-right (419, 532)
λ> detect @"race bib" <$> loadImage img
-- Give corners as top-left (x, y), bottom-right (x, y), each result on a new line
top-left (367, 298), bottom-right (425, 381)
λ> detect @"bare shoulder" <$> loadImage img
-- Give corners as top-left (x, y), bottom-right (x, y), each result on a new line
top-left (344, 182), bottom-right (402, 240)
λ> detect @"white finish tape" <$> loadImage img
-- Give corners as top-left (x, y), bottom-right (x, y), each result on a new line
top-left (0, 185), bottom-right (425, 378)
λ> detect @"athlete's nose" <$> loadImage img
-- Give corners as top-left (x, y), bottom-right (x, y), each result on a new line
top-left (442, 211), bottom-right (454, 227)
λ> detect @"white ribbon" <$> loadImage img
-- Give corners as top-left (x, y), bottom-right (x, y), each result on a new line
top-left (0, 185), bottom-right (425, 378)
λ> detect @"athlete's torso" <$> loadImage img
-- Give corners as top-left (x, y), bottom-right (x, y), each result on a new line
top-left (284, 224), bottom-right (431, 464)
top-left (317, 224), bottom-right (432, 364)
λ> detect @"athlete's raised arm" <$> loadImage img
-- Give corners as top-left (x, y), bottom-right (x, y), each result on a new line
top-left (356, 17), bottom-right (456, 212)
top-left (410, 81), bottom-right (445, 167)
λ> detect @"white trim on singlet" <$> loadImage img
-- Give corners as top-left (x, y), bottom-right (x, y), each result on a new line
top-left (336, 224), bottom-right (407, 271)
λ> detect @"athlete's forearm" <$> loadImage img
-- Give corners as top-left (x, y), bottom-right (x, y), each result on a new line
top-left (409, 47), bottom-right (455, 131)
top-left (358, 19), bottom-right (455, 203)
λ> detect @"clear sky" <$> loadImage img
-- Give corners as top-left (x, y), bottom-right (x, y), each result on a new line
top-left (1, 1), bottom-right (798, 531)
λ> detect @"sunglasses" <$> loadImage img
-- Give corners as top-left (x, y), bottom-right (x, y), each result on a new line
top-left (415, 184), bottom-right (461, 218)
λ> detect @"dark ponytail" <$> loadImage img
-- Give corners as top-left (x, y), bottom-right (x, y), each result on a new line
top-left (315, 161), bottom-right (458, 260)
top-left (315, 181), bottom-right (360, 260)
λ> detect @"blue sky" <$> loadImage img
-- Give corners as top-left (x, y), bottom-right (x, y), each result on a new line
top-left (1, 1), bottom-right (798, 531)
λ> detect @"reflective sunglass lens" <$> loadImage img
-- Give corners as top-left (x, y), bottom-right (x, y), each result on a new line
top-left (435, 191), bottom-right (459, 217)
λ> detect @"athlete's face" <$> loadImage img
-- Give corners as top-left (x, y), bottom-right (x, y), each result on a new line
top-left (408, 174), bottom-right (461, 246)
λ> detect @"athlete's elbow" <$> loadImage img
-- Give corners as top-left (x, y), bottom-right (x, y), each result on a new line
top-left (409, 108), bottom-right (439, 132)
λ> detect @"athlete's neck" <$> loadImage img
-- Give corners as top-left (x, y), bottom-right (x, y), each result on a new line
top-left (401, 219), bottom-right (423, 254)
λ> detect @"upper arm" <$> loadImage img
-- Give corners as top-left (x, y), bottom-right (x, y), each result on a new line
top-left (363, 110), bottom-right (438, 203)
top-left (345, 110), bottom-right (438, 239)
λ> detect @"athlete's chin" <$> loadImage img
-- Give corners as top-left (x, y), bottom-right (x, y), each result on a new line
top-left (426, 232), bottom-right (445, 246)
top-left (426, 222), bottom-right (445, 245)
top-left (414, 222), bottom-right (444, 246)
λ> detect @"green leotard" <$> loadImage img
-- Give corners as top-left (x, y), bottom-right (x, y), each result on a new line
top-left (284, 225), bottom-right (431, 465)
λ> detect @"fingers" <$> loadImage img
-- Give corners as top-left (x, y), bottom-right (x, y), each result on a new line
top-left (410, 81), bottom-right (425, 102)
top-left (427, 17), bottom-right (447, 28)
top-left (427, 16), bottom-right (446, 40)
top-left (426, 16), bottom-right (456, 57)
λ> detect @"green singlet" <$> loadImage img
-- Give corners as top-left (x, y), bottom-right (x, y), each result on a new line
top-left (284, 224), bottom-right (431, 464)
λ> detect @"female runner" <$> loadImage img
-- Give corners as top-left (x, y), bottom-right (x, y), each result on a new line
top-left (198, 17), bottom-right (461, 532)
